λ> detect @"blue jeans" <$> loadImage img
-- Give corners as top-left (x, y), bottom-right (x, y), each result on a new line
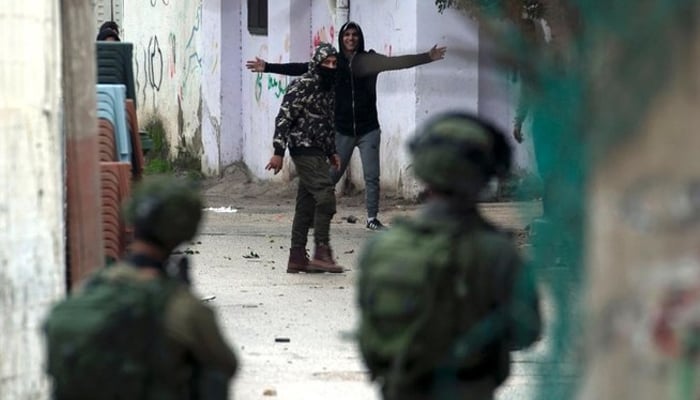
top-left (331, 129), bottom-right (381, 219)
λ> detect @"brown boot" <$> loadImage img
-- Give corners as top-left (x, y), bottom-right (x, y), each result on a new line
top-left (286, 247), bottom-right (311, 273)
top-left (309, 243), bottom-right (344, 273)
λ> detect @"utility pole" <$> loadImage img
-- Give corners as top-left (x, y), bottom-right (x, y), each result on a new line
top-left (62, 0), bottom-right (104, 286)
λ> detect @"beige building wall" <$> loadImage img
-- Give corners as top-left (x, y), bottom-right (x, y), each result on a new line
top-left (0, 1), bottom-right (66, 399)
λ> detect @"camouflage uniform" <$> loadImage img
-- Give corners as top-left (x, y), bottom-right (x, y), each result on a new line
top-left (357, 112), bottom-right (541, 400)
top-left (93, 264), bottom-right (239, 397)
top-left (273, 43), bottom-right (343, 273)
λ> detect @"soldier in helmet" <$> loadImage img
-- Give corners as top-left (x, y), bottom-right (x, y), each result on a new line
top-left (356, 112), bottom-right (541, 400)
top-left (44, 176), bottom-right (238, 400)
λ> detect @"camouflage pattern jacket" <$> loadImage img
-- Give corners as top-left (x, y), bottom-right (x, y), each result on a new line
top-left (273, 43), bottom-right (337, 158)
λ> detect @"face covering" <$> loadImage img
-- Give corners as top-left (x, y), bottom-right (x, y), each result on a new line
top-left (317, 66), bottom-right (337, 91)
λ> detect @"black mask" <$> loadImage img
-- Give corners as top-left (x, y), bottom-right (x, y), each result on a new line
top-left (317, 66), bottom-right (337, 91)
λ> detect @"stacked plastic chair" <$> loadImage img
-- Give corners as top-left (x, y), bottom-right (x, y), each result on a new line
top-left (95, 85), bottom-right (143, 263)
top-left (98, 119), bottom-right (117, 162)
top-left (100, 162), bottom-right (133, 262)
top-left (96, 42), bottom-right (136, 106)
top-left (100, 163), bottom-right (122, 262)
top-left (97, 84), bottom-right (131, 163)
top-left (94, 41), bottom-right (143, 264)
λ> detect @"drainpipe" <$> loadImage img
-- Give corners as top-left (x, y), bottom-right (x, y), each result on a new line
top-left (335, 0), bottom-right (349, 27)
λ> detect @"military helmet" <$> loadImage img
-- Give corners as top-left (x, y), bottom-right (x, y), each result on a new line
top-left (122, 176), bottom-right (203, 250)
top-left (409, 112), bottom-right (512, 196)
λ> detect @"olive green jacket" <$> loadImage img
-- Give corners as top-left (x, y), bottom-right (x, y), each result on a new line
top-left (97, 264), bottom-right (239, 395)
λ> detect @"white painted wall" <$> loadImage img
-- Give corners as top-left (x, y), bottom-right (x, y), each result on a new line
top-left (221, 0), bottom-right (244, 165)
top-left (0, 2), bottom-right (64, 398)
top-left (123, 0), bottom-right (207, 170)
top-left (201, 0), bottom-right (223, 175)
top-left (92, 0), bottom-right (123, 34)
top-left (241, 0), bottom-right (314, 182)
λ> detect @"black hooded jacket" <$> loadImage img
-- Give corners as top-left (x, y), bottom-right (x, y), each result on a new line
top-left (264, 21), bottom-right (433, 137)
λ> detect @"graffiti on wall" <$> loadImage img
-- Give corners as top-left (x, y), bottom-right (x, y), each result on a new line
top-left (383, 43), bottom-right (393, 57)
top-left (180, 3), bottom-right (203, 100)
top-left (145, 35), bottom-right (164, 91)
top-left (255, 73), bottom-right (289, 103)
top-left (168, 33), bottom-right (176, 78)
top-left (135, 2), bottom-right (201, 109)
top-left (134, 48), bottom-right (141, 102)
top-left (136, 35), bottom-right (164, 109)
top-left (313, 25), bottom-right (335, 48)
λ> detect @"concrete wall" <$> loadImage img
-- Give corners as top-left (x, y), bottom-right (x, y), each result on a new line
top-left (221, 0), bottom-right (244, 165)
top-left (124, 0), bottom-right (210, 171)
top-left (240, 0), bottom-right (313, 181)
top-left (0, 2), bottom-right (65, 398)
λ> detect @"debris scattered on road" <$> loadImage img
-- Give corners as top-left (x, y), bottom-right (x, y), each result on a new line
top-left (243, 251), bottom-right (260, 259)
top-left (201, 295), bottom-right (216, 302)
top-left (343, 249), bottom-right (355, 254)
top-left (204, 206), bottom-right (238, 213)
top-left (263, 388), bottom-right (277, 396)
top-left (344, 215), bottom-right (358, 223)
top-left (274, 337), bottom-right (290, 343)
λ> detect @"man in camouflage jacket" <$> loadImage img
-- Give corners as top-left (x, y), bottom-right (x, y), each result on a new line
top-left (266, 42), bottom-right (344, 274)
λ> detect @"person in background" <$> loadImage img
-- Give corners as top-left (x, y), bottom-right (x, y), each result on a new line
top-left (266, 43), bottom-right (344, 274)
top-left (97, 20), bottom-right (120, 41)
top-left (247, 21), bottom-right (446, 231)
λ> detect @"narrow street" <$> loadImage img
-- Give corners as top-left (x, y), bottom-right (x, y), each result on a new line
top-left (186, 171), bottom-right (548, 399)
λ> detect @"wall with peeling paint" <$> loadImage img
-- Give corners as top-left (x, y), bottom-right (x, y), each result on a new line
top-left (123, 0), bottom-right (207, 171)
top-left (0, 2), bottom-right (64, 398)
top-left (200, 0), bottom-right (223, 175)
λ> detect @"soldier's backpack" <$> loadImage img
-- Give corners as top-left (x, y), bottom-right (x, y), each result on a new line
top-left (357, 218), bottom-right (501, 390)
top-left (43, 267), bottom-right (178, 400)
